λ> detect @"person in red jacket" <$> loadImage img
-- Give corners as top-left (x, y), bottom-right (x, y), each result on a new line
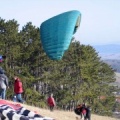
top-left (14, 76), bottom-right (24, 103)
top-left (47, 93), bottom-right (56, 111)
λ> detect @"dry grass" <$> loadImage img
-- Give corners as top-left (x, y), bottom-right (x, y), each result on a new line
top-left (5, 100), bottom-right (118, 120)
top-left (21, 103), bottom-right (118, 120)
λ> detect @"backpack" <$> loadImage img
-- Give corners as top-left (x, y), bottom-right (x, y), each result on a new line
top-left (74, 104), bottom-right (82, 115)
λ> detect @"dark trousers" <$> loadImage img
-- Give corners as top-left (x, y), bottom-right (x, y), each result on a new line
top-left (49, 106), bottom-right (54, 111)
top-left (0, 89), bottom-right (6, 99)
top-left (16, 93), bottom-right (24, 103)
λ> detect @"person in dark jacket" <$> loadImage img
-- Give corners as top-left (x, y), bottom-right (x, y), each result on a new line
top-left (0, 67), bottom-right (9, 99)
top-left (14, 76), bottom-right (24, 103)
top-left (85, 105), bottom-right (91, 120)
top-left (74, 103), bottom-right (87, 119)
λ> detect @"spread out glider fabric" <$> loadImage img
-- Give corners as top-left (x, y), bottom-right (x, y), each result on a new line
top-left (0, 100), bottom-right (54, 120)
top-left (40, 10), bottom-right (81, 60)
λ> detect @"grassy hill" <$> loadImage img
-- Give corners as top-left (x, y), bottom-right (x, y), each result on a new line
top-left (3, 73), bottom-right (120, 120)
top-left (21, 103), bottom-right (118, 120)
top-left (21, 72), bottom-right (120, 120)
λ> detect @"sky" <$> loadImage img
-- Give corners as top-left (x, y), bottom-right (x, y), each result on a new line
top-left (0, 0), bottom-right (120, 45)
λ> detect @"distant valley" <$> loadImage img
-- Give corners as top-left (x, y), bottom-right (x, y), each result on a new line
top-left (93, 44), bottom-right (120, 73)
top-left (93, 44), bottom-right (120, 60)
top-left (93, 44), bottom-right (120, 54)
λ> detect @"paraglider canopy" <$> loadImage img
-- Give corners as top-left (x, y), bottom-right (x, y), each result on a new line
top-left (40, 10), bottom-right (81, 60)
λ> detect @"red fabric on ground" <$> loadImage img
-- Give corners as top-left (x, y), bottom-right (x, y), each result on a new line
top-left (0, 99), bottom-right (21, 110)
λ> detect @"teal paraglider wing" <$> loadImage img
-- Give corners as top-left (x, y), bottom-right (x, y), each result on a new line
top-left (40, 10), bottom-right (81, 60)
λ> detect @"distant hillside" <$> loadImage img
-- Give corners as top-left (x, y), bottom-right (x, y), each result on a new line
top-left (99, 53), bottom-right (120, 60)
top-left (115, 73), bottom-right (120, 84)
top-left (93, 44), bottom-right (120, 54)
top-left (93, 44), bottom-right (120, 60)
top-left (103, 59), bottom-right (120, 73)
top-left (92, 44), bottom-right (120, 72)
top-left (114, 72), bottom-right (120, 87)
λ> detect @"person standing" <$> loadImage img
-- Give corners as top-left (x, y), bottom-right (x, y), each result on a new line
top-left (47, 93), bottom-right (56, 111)
top-left (0, 67), bottom-right (9, 99)
top-left (14, 76), bottom-right (24, 103)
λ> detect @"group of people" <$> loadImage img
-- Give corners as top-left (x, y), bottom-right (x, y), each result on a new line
top-left (0, 67), bottom-right (24, 103)
top-left (0, 66), bottom-right (56, 109)
top-left (74, 103), bottom-right (91, 120)
top-left (0, 67), bottom-right (91, 119)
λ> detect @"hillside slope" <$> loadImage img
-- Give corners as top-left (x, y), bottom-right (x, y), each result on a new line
top-left (93, 44), bottom-right (120, 54)
top-left (114, 72), bottom-right (120, 88)
top-left (103, 60), bottom-right (120, 73)
top-left (22, 104), bottom-right (118, 120)
top-left (93, 44), bottom-right (120, 60)
top-left (115, 72), bottom-right (120, 83)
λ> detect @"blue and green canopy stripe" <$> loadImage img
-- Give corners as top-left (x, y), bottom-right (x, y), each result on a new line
top-left (40, 10), bottom-right (81, 60)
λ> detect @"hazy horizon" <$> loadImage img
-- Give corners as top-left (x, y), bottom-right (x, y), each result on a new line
top-left (1, 0), bottom-right (120, 45)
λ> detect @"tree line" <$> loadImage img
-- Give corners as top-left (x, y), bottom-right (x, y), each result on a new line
top-left (0, 17), bottom-right (119, 116)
